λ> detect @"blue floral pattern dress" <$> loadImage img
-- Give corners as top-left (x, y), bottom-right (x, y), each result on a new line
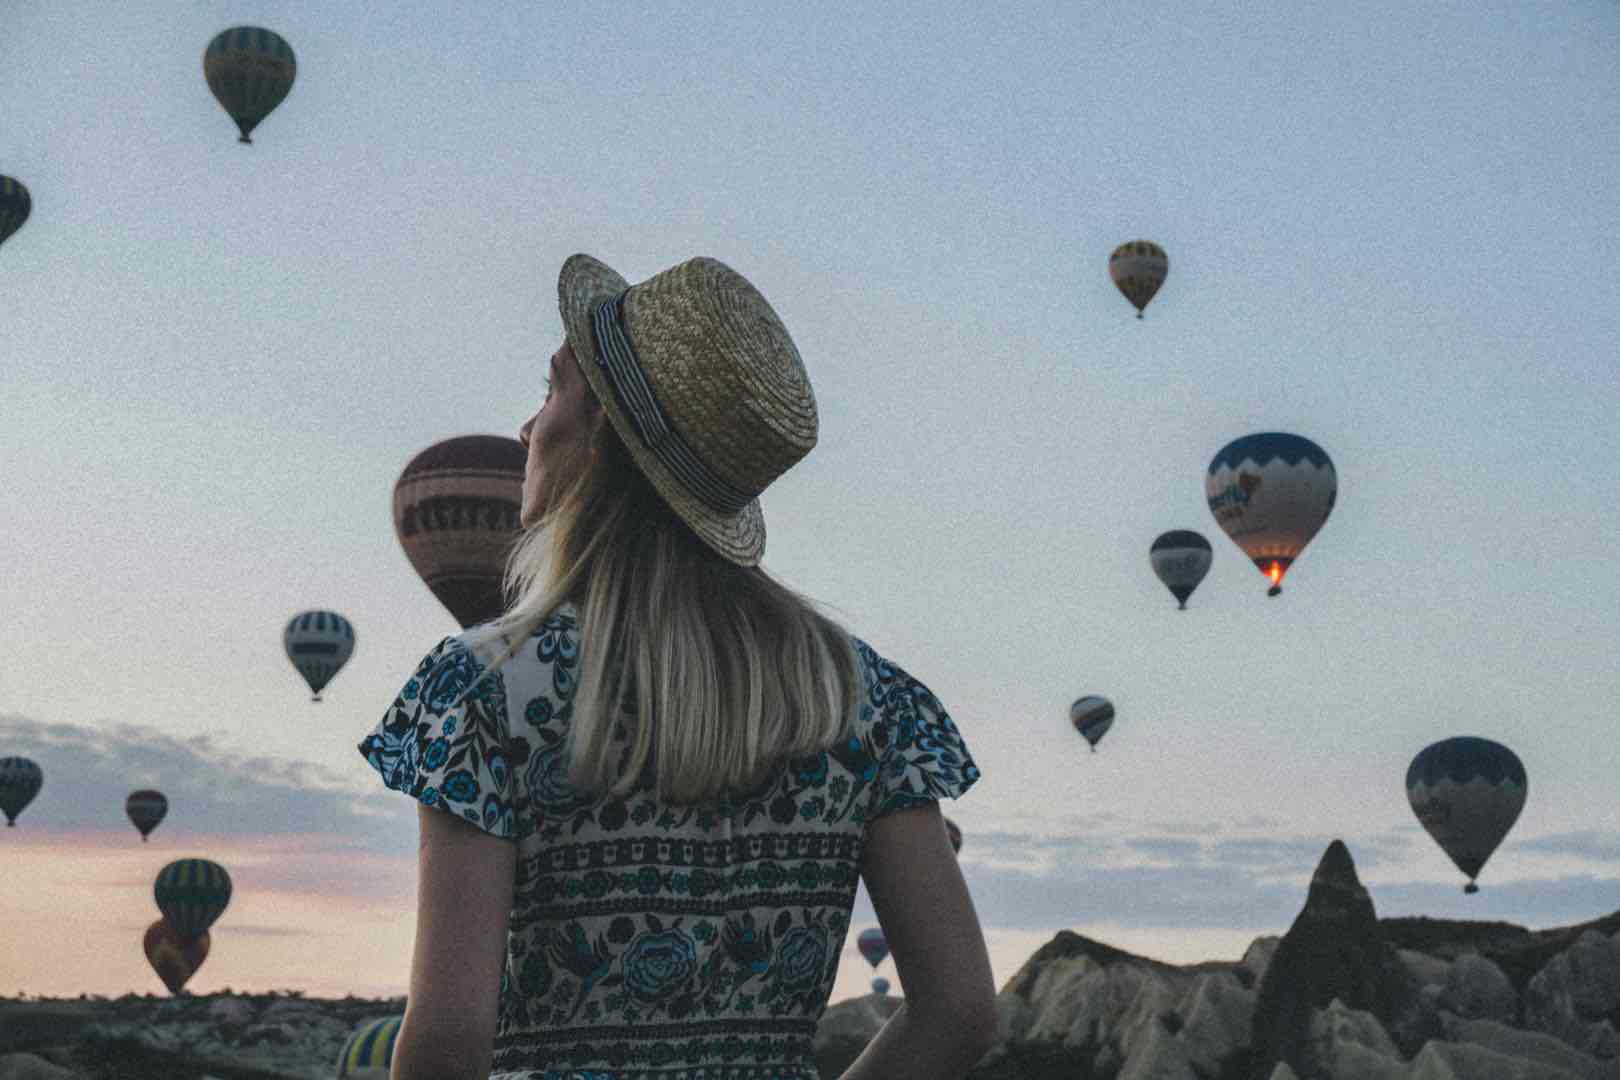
top-left (359, 605), bottom-right (979, 1080)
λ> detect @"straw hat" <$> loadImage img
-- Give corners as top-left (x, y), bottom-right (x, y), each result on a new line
top-left (557, 254), bottom-right (818, 566)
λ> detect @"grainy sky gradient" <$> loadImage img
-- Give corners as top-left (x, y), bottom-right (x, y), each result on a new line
top-left (3, 2), bottom-right (1619, 1000)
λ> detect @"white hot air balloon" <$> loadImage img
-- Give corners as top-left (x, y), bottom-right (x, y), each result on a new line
top-left (283, 610), bottom-right (355, 702)
top-left (1206, 433), bottom-right (1336, 596)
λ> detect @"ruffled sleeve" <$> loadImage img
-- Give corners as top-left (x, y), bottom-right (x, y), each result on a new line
top-left (854, 639), bottom-right (981, 818)
top-left (357, 635), bottom-right (519, 839)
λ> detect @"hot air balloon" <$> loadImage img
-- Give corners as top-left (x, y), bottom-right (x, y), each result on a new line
top-left (1070, 696), bottom-right (1114, 753)
top-left (1150, 530), bottom-right (1212, 610)
top-left (856, 927), bottom-right (888, 969)
top-left (154, 858), bottom-right (232, 939)
top-left (1407, 737), bottom-right (1527, 895)
top-left (871, 976), bottom-right (891, 996)
top-left (144, 919), bottom-right (209, 995)
top-left (284, 610), bottom-right (355, 702)
top-left (394, 435), bottom-right (528, 628)
top-left (204, 27), bottom-right (296, 144)
top-left (126, 790), bottom-right (168, 841)
top-left (0, 757), bottom-right (43, 826)
top-left (1109, 241), bottom-right (1168, 318)
top-left (1206, 433), bottom-right (1336, 596)
top-left (944, 816), bottom-right (963, 854)
top-left (0, 176), bottom-right (30, 252)
top-left (337, 1015), bottom-right (403, 1079)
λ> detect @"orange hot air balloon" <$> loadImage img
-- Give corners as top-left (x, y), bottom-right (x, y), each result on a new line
top-left (144, 919), bottom-right (210, 995)
top-left (393, 435), bottom-right (528, 628)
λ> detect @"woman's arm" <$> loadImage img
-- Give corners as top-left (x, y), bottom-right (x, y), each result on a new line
top-left (392, 805), bottom-right (517, 1080)
top-left (840, 802), bottom-right (998, 1079)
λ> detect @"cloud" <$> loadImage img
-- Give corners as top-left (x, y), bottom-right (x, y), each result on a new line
top-left (1517, 831), bottom-right (1620, 863)
top-left (0, 713), bottom-right (415, 856)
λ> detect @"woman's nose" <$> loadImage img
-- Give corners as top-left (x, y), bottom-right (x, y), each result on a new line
top-left (518, 415), bottom-right (534, 446)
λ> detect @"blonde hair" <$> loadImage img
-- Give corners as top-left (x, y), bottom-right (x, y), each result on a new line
top-left (474, 423), bottom-right (860, 804)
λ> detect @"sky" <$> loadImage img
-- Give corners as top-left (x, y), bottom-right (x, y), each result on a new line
top-left (3, 1), bottom-right (1620, 1002)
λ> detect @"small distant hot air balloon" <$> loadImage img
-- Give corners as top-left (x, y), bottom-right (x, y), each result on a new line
top-left (337, 1015), bottom-right (404, 1079)
top-left (126, 790), bottom-right (169, 842)
top-left (1150, 530), bottom-right (1212, 610)
top-left (154, 858), bottom-right (232, 939)
top-left (856, 927), bottom-right (888, 969)
top-left (871, 976), bottom-right (891, 996)
top-left (1109, 241), bottom-right (1168, 318)
top-left (1206, 433), bottom-right (1336, 596)
top-left (0, 757), bottom-right (43, 826)
top-left (0, 176), bottom-right (30, 252)
top-left (204, 27), bottom-right (296, 144)
top-left (1070, 696), bottom-right (1114, 753)
top-left (144, 919), bottom-right (210, 995)
top-left (394, 435), bottom-right (528, 628)
top-left (1407, 737), bottom-right (1527, 895)
top-left (284, 610), bottom-right (355, 702)
top-left (944, 816), bottom-right (963, 854)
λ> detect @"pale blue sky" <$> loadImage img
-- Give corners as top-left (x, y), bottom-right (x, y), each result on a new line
top-left (3, 2), bottom-right (1619, 994)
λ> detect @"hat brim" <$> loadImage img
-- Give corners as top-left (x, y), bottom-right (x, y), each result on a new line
top-left (558, 253), bottom-right (766, 566)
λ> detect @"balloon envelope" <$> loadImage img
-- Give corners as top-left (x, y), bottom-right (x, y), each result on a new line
top-left (284, 610), bottom-right (355, 701)
top-left (204, 27), bottom-right (296, 143)
top-left (0, 176), bottom-right (30, 251)
top-left (144, 919), bottom-right (209, 995)
top-left (1206, 433), bottom-right (1336, 596)
top-left (1070, 696), bottom-right (1114, 752)
top-left (154, 858), bottom-right (232, 938)
top-left (126, 789), bottom-right (169, 840)
top-left (393, 435), bottom-right (528, 628)
top-left (856, 927), bottom-right (888, 969)
top-left (337, 1015), bottom-right (403, 1079)
top-left (1109, 241), bottom-right (1168, 317)
top-left (1407, 737), bottom-right (1527, 893)
top-left (0, 757), bottom-right (43, 826)
top-left (871, 976), bottom-right (891, 996)
top-left (1150, 530), bottom-right (1212, 610)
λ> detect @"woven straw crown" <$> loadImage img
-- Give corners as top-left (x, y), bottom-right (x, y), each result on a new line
top-left (559, 254), bottom-right (818, 566)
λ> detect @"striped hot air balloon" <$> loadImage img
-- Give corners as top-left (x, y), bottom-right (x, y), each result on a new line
top-left (126, 789), bottom-right (169, 841)
top-left (0, 757), bottom-right (43, 826)
top-left (284, 610), bottom-right (356, 702)
top-left (204, 27), bottom-right (296, 144)
top-left (1407, 737), bottom-right (1527, 895)
top-left (393, 435), bottom-right (528, 629)
top-left (1109, 241), bottom-right (1168, 318)
top-left (144, 919), bottom-right (210, 995)
top-left (1070, 696), bottom-right (1114, 753)
top-left (1206, 433), bottom-right (1336, 597)
top-left (0, 176), bottom-right (30, 251)
top-left (154, 858), bottom-right (232, 939)
top-left (1150, 530), bottom-right (1212, 610)
top-left (337, 1015), bottom-right (404, 1078)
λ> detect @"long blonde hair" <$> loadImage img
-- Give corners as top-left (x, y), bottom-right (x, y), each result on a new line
top-left (476, 422), bottom-right (860, 804)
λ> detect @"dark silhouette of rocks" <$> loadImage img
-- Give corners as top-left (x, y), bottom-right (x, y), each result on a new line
top-left (1249, 840), bottom-right (1428, 1078)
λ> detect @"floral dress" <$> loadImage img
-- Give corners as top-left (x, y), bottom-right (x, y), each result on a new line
top-left (358, 605), bottom-right (979, 1080)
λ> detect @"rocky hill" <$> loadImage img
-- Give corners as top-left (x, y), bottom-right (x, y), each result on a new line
top-left (3, 841), bottom-right (1618, 1079)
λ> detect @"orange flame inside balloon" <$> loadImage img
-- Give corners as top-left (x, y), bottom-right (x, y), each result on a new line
top-left (1266, 562), bottom-right (1284, 586)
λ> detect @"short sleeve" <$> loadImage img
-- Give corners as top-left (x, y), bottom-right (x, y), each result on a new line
top-left (358, 635), bottom-right (518, 840)
top-left (854, 639), bottom-right (981, 818)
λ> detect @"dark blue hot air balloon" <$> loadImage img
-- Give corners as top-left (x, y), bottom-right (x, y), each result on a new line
top-left (1406, 737), bottom-right (1527, 894)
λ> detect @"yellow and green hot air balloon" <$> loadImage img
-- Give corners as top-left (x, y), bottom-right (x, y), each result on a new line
top-left (337, 1015), bottom-right (403, 1078)
top-left (204, 27), bottom-right (296, 144)
top-left (1109, 241), bottom-right (1168, 318)
top-left (154, 858), bottom-right (232, 939)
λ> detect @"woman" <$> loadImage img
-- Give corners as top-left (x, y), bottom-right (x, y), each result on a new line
top-left (360, 254), bottom-right (995, 1080)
